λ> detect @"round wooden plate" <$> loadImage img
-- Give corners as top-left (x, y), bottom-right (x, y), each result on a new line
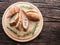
top-left (2, 2), bottom-right (43, 42)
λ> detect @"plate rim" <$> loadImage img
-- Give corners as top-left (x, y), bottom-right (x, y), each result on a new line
top-left (2, 2), bottom-right (43, 42)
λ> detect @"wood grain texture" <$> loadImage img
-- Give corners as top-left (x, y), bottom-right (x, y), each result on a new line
top-left (0, 0), bottom-right (60, 45)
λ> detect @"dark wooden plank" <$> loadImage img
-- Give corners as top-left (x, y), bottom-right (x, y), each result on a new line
top-left (33, 3), bottom-right (60, 9)
top-left (17, 42), bottom-right (57, 45)
top-left (0, 0), bottom-right (60, 3)
top-left (0, 0), bottom-right (51, 3)
top-left (0, 2), bottom-right (10, 14)
top-left (17, 43), bottom-right (47, 45)
top-left (39, 8), bottom-right (60, 21)
top-left (0, 0), bottom-right (60, 6)
top-left (0, 0), bottom-right (44, 3)
top-left (0, 0), bottom-right (9, 2)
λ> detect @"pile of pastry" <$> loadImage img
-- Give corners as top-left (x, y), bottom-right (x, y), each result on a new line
top-left (7, 5), bottom-right (40, 31)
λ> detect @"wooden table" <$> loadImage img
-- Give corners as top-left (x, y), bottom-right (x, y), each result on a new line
top-left (0, 0), bottom-right (60, 45)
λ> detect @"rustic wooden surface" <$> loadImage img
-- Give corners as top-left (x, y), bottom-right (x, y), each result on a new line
top-left (0, 0), bottom-right (60, 45)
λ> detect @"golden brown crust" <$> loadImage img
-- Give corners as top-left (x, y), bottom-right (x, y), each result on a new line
top-left (7, 6), bottom-right (20, 18)
top-left (26, 12), bottom-right (40, 21)
top-left (9, 13), bottom-right (19, 26)
top-left (16, 21), bottom-right (22, 30)
top-left (22, 10), bottom-right (40, 21)
top-left (15, 11), bottom-right (22, 30)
